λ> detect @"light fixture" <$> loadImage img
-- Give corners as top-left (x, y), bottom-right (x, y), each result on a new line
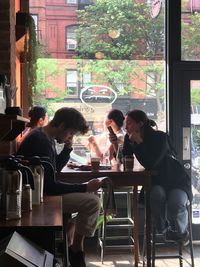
top-left (95, 51), bottom-right (104, 59)
top-left (108, 29), bottom-right (120, 39)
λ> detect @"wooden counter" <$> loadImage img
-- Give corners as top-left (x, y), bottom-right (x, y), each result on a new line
top-left (0, 196), bottom-right (63, 253)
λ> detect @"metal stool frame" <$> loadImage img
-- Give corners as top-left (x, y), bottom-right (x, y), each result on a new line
top-left (62, 213), bottom-right (72, 267)
top-left (98, 187), bottom-right (134, 263)
top-left (151, 202), bottom-right (195, 267)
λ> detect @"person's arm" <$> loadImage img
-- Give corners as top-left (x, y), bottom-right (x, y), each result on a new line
top-left (44, 161), bottom-right (102, 195)
top-left (56, 145), bottom-right (72, 172)
top-left (122, 134), bottom-right (134, 156)
top-left (134, 131), bottom-right (168, 169)
top-left (88, 135), bottom-right (103, 160)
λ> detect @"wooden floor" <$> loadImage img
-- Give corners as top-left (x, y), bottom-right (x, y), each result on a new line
top-left (85, 239), bottom-right (200, 267)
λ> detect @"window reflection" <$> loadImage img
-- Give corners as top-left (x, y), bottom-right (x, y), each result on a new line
top-left (30, 0), bottom-right (166, 163)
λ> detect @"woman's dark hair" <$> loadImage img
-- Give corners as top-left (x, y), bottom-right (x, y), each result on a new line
top-left (50, 107), bottom-right (89, 134)
top-left (126, 109), bottom-right (157, 128)
top-left (107, 109), bottom-right (125, 128)
top-left (27, 106), bottom-right (47, 127)
top-left (0, 74), bottom-right (7, 87)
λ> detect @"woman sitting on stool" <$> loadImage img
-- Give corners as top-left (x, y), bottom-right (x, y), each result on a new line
top-left (122, 109), bottom-right (192, 243)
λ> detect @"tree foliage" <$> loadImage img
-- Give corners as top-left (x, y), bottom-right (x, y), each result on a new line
top-left (76, 0), bottom-right (164, 60)
top-left (34, 58), bottom-right (65, 116)
top-left (182, 13), bottom-right (200, 60)
top-left (76, 0), bottom-right (165, 119)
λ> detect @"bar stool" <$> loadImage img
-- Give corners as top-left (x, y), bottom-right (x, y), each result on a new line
top-left (151, 202), bottom-right (195, 267)
top-left (98, 187), bottom-right (134, 263)
top-left (62, 212), bottom-right (72, 267)
top-left (55, 212), bottom-right (71, 267)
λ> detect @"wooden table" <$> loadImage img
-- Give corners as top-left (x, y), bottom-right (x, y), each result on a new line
top-left (58, 167), bottom-right (153, 267)
top-left (0, 196), bottom-right (63, 254)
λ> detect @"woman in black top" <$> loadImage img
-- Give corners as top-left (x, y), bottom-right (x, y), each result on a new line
top-left (123, 110), bottom-right (192, 241)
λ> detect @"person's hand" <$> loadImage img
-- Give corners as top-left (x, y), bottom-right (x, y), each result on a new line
top-left (86, 178), bottom-right (102, 192)
top-left (105, 119), bottom-right (112, 128)
top-left (88, 135), bottom-right (96, 144)
top-left (65, 138), bottom-right (73, 149)
top-left (108, 132), bottom-right (118, 144)
top-left (129, 130), bottom-right (143, 144)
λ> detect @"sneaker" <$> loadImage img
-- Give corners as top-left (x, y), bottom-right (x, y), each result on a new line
top-left (180, 230), bottom-right (190, 246)
top-left (68, 246), bottom-right (86, 267)
top-left (165, 229), bottom-right (189, 246)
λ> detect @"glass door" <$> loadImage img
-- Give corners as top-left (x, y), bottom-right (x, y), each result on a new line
top-left (174, 67), bottom-right (200, 239)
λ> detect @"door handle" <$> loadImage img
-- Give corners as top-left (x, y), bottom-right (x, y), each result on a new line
top-left (183, 136), bottom-right (189, 151)
top-left (183, 127), bottom-right (190, 160)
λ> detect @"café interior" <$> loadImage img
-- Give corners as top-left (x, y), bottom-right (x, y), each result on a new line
top-left (1, 0), bottom-right (200, 266)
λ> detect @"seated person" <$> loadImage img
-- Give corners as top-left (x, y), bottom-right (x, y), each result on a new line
top-left (18, 106), bottom-right (48, 145)
top-left (122, 109), bottom-right (192, 243)
top-left (88, 109), bottom-right (125, 165)
top-left (17, 107), bottom-right (103, 267)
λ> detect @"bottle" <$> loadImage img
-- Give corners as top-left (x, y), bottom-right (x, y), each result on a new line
top-left (29, 157), bottom-right (44, 204)
top-left (103, 150), bottom-right (110, 166)
top-left (31, 167), bottom-right (41, 205)
top-left (22, 184), bottom-right (32, 212)
top-left (116, 144), bottom-right (123, 171)
top-left (5, 159), bottom-right (22, 220)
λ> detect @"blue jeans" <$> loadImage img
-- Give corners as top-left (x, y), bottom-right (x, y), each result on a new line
top-left (150, 185), bottom-right (188, 234)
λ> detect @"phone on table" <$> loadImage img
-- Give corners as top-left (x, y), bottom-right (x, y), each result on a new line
top-left (107, 126), bottom-right (115, 135)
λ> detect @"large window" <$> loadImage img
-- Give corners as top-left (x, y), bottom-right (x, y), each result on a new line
top-left (30, 0), bottom-right (166, 163)
top-left (182, 0), bottom-right (200, 60)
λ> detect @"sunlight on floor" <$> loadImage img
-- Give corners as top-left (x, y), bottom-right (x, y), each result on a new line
top-left (88, 260), bottom-right (134, 266)
top-left (89, 262), bottom-right (114, 266)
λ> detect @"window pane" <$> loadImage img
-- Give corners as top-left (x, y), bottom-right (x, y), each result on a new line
top-left (30, 0), bottom-right (166, 163)
top-left (66, 70), bottom-right (78, 96)
top-left (66, 26), bottom-right (77, 50)
top-left (182, 0), bottom-right (200, 60)
top-left (66, 0), bottom-right (77, 4)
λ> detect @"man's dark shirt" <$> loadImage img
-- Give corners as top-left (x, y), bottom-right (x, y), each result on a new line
top-left (17, 128), bottom-right (87, 195)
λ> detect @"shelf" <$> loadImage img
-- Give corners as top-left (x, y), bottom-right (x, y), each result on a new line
top-left (0, 114), bottom-right (29, 142)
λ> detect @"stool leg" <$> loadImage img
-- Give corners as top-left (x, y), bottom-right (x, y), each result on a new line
top-left (142, 223), bottom-right (146, 267)
top-left (127, 191), bottom-right (132, 250)
top-left (63, 214), bottom-right (71, 267)
top-left (101, 189), bottom-right (108, 263)
top-left (188, 204), bottom-right (195, 267)
top-left (152, 225), bottom-right (156, 267)
top-left (178, 244), bottom-right (183, 267)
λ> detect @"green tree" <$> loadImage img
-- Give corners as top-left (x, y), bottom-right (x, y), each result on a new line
top-left (34, 58), bottom-right (65, 116)
top-left (76, 0), bottom-right (165, 120)
top-left (182, 13), bottom-right (200, 107)
top-left (182, 13), bottom-right (200, 60)
top-left (191, 87), bottom-right (200, 106)
top-left (76, 0), bottom-right (164, 60)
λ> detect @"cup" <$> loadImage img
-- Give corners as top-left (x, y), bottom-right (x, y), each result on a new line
top-left (91, 157), bottom-right (100, 172)
top-left (124, 156), bottom-right (134, 172)
top-left (86, 152), bottom-right (91, 165)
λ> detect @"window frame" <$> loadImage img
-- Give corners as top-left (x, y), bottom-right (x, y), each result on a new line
top-left (65, 69), bottom-right (78, 97)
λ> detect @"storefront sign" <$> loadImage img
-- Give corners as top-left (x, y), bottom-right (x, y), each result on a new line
top-left (80, 85), bottom-right (117, 108)
top-left (50, 102), bottom-right (112, 121)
